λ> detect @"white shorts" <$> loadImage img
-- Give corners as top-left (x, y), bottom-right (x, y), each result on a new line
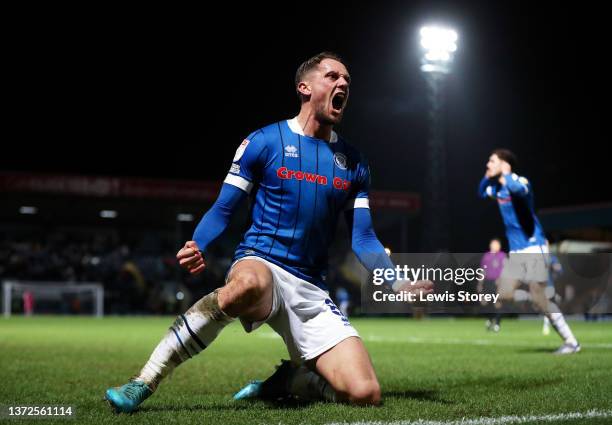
top-left (230, 256), bottom-right (359, 362)
top-left (501, 245), bottom-right (549, 283)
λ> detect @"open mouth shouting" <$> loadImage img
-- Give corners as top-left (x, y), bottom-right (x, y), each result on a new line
top-left (331, 91), bottom-right (347, 114)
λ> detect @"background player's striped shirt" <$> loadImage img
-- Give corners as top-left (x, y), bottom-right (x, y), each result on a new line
top-left (479, 173), bottom-right (546, 252)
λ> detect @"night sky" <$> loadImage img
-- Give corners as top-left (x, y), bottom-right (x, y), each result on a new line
top-left (4, 1), bottom-right (609, 250)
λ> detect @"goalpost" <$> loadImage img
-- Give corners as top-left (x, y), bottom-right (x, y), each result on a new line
top-left (2, 280), bottom-right (104, 318)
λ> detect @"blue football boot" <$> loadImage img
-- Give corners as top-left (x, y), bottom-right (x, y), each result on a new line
top-left (105, 380), bottom-right (154, 413)
top-left (233, 380), bottom-right (263, 400)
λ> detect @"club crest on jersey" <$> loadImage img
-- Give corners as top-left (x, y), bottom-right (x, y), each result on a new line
top-left (333, 152), bottom-right (348, 170)
top-left (284, 145), bottom-right (299, 158)
top-left (233, 139), bottom-right (250, 162)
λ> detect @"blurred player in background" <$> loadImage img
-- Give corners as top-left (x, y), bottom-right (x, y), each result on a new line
top-left (105, 52), bottom-right (432, 413)
top-left (478, 237), bottom-right (506, 332)
top-left (542, 241), bottom-right (563, 335)
top-left (478, 149), bottom-right (580, 354)
top-left (335, 286), bottom-right (351, 317)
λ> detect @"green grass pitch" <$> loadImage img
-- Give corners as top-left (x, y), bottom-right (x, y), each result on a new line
top-left (1, 317), bottom-right (611, 424)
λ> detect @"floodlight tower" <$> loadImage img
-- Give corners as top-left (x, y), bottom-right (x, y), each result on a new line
top-left (419, 25), bottom-right (458, 252)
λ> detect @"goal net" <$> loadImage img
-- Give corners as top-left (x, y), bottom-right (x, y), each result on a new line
top-left (2, 280), bottom-right (104, 317)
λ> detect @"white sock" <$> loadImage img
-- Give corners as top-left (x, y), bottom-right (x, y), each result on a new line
top-left (137, 289), bottom-right (233, 388)
top-left (288, 365), bottom-right (337, 402)
top-left (546, 312), bottom-right (577, 345)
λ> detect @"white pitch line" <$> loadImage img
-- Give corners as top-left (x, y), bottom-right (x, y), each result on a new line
top-left (255, 332), bottom-right (612, 349)
top-left (361, 335), bottom-right (612, 349)
top-left (325, 409), bottom-right (612, 425)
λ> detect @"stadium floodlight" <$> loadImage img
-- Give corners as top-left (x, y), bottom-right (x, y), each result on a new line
top-left (420, 26), bottom-right (458, 74)
top-left (419, 24), bottom-right (458, 251)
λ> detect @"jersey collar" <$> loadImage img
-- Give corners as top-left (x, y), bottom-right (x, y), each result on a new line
top-left (287, 117), bottom-right (338, 143)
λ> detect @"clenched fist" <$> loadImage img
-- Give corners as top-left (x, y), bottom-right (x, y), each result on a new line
top-left (176, 241), bottom-right (206, 275)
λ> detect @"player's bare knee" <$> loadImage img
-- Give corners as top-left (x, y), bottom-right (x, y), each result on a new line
top-left (346, 379), bottom-right (381, 406)
top-left (237, 269), bottom-right (271, 299)
top-left (221, 268), bottom-right (271, 311)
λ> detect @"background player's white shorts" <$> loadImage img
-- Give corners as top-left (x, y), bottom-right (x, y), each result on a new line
top-left (230, 256), bottom-right (359, 363)
top-left (500, 245), bottom-right (549, 283)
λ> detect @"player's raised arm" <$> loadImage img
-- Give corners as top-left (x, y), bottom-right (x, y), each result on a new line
top-left (486, 149), bottom-right (529, 197)
top-left (478, 174), bottom-right (496, 199)
top-left (178, 132), bottom-right (267, 275)
top-left (502, 172), bottom-right (530, 197)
